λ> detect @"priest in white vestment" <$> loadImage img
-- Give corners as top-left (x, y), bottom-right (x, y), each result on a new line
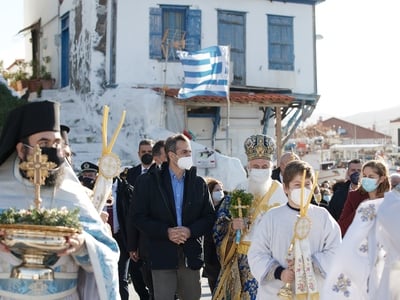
top-left (0, 101), bottom-right (120, 300)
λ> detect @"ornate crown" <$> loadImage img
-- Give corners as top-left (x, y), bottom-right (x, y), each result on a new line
top-left (244, 134), bottom-right (276, 161)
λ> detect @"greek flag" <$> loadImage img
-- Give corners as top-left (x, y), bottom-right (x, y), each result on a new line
top-left (177, 46), bottom-right (230, 99)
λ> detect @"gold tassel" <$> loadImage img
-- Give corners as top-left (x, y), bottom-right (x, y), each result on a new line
top-left (295, 293), bottom-right (308, 300)
top-left (310, 292), bottom-right (320, 300)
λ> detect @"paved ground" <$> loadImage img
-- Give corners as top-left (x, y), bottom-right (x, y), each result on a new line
top-left (129, 276), bottom-right (212, 299)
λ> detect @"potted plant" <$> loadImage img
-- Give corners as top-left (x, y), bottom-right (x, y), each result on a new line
top-left (39, 56), bottom-right (55, 90)
top-left (7, 60), bottom-right (29, 91)
top-left (27, 56), bottom-right (55, 94)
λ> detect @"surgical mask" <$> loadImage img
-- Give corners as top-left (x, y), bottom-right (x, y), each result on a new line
top-left (290, 188), bottom-right (312, 207)
top-left (323, 194), bottom-right (331, 202)
top-left (361, 177), bottom-right (378, 192)
top-left (212, 191), bottom-right (224, 202)
top-left (394, 184), bottom-right (400, 193)
top-left (141, 153), bottom-right (153, 165)
top-left (177, 156), bottom-right (193, 170)
top-left (350, 172), bottom-right (360, 185)
top-left (248, 168), bottom-right (271, 183)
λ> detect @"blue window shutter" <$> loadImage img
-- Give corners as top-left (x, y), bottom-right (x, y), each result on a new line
top-left (149, 7), bottom-right (162, 59)
top-left (268, 15), bottom-right (294, 71)
top-left (186, 9), bottom-right (201, 52)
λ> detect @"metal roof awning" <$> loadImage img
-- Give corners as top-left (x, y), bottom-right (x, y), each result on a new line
top-left (17, 19), bottom-right (41, 35)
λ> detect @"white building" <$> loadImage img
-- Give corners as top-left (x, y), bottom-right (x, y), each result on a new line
top-left (19, 0), bottom-right (325, 188)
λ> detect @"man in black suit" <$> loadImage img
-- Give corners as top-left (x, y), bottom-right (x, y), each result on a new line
top-left (271, 152), bottom-right (299, 183)
top-left (130, 133), bottom-right (215, 299)
top-left (107, 176), bottom-right (135, 300)
top-left (126, 139), bottom-right (154, 299)
top-left (126, 139), bottom-right (154, 186)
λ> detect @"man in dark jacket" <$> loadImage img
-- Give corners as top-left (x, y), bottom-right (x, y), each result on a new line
top-left (126, 139), bottom-right (154, 186)
top-left (125, 139), bottom-right (154, 299)
top-left (271, 151), bottom-right (299, 183)
top-left (108, 176), bottom-right (135, 300)
top-left (130, 133), bottom-right (215, 300)
top-left (327, 159), bottom-right (362, 221)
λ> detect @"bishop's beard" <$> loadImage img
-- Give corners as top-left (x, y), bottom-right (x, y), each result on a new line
top-left (247, 177), bottom-right (271, 198)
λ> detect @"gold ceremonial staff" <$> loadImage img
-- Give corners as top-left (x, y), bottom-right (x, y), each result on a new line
top-left (278, 170), bottom-right (319, 300)
top-left (92, 105), bottom-right (126, 212)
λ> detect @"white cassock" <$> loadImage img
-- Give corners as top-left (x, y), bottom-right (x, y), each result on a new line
top-left (371, 190), bottom-right (400, 300)
top-left (0, 153), bottom-right (120, 300)
top-left (321, 197), bottom-right (385, 300)
top-left (248, 204), bottom-right (341, 300)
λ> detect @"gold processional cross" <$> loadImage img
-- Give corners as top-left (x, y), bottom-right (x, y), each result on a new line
top-left (232, 197), bottom-right (249, 219)
top-left (19, 144), bottom-right (57, 209)
top-left (231, 197), bottom-right (249, 244)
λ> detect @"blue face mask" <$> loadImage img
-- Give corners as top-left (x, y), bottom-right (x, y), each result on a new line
top-left (323, 194), bottom-right (331, 202)
top-left (361, 177), bottom-right (378, 193)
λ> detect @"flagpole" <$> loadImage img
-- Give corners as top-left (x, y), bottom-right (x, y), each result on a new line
top-left (226, 94), bottom-right (230, 155)
top-left (226, 45), bottom-right (231, 155)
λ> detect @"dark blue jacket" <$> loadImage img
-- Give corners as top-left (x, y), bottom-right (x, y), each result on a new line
top-left (131, 163), bottom-right (215, 270)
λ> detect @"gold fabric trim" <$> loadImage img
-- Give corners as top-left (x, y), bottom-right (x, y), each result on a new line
top-left (237, 241), bottom-right (250, 255)
top-left (248, 181), bottom-right (279, 227)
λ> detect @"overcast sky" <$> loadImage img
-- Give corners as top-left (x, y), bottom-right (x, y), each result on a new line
top-left (0, 0), bottom-right (24, 67)
top-left (314, 0), bottom-right (400, 120)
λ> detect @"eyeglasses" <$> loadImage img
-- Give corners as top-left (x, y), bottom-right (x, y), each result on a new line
top-left (24, 141), bottom-right (62, 149)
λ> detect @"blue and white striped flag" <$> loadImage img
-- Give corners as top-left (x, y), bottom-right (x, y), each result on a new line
top-left (177, 46), bottom-right (230, 99)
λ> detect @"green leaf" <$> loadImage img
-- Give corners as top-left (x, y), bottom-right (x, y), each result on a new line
top-left (229, 189), bottom-right (253, 218)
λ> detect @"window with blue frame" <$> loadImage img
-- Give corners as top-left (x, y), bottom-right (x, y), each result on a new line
top-left (267, 15), bottom-right (294, 71)
top-left (149, 6), bottom-right (201, 60)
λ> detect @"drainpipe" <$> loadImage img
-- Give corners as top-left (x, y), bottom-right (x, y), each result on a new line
top-left (312, 5), bottom-right (319, 98)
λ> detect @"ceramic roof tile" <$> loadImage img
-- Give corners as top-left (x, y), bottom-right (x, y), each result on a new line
top-left (156, 88), bottom-right (294, 106)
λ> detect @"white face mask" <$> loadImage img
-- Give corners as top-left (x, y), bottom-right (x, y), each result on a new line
top-left (212, 190), bottom-right (224, 202)
top-left (177, 156), bottom-right (193, 170)
top-left (290, 188), bottom-right (312, 207)
top-left (248, 168), bottom-right (271, 183)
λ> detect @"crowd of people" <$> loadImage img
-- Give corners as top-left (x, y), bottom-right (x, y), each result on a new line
top-left (0, 99), bottom-right (400, 300)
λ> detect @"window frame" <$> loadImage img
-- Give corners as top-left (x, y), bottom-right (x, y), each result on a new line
top-left (268, 14), bottom-right (294, 71)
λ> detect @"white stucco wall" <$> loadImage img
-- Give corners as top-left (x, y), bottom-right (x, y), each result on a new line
top-left (116, 0), bottom-right (316, 94)
top-left (23, 0), bottom-right (317, 94)
top-left (23, 0), bottom-right (59, 80)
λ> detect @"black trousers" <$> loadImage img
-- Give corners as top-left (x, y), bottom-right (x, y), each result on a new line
top-left (129, 258), bottom-right (150, 300)
top-left (114, 231), bottom-right (130, 300)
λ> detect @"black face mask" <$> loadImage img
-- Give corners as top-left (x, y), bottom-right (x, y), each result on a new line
top-left (141, 153), bottom-right (153, 165)
top-left (21, 145), bottom-right (65, 187)
top-left (81, 177), bottom-right (95, 190)
top-left (40, 147), bottom-right (65, 169)
top-left (350, 172), bottom-right (360, 185)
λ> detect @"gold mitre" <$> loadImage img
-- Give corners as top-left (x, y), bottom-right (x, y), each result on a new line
top-left (244, 134), bottom-right (276, 161)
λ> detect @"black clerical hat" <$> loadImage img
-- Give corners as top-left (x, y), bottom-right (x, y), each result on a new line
top-left (60, 125), bottom-right (70, 145)
top-left (0, 100), bottom-right (60, 165)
